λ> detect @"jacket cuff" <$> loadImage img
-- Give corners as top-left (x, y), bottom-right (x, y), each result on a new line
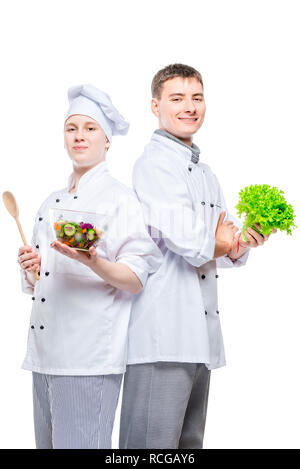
top-left (115, 259), bottom-right (148, 288)
top-left (20, 269), bottom-right (35, 294)
top-left (217, 248), bottom-right (250, 269)
top-left (201, 229), bottom-right (216, 263)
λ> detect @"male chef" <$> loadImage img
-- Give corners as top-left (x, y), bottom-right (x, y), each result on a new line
top-left (119, 63), bottom-right (275, 449)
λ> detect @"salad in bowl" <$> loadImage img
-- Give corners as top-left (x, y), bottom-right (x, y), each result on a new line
top-left (50, 208), bottom-right (110, 251)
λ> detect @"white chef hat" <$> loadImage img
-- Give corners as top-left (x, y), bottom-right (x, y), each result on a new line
top-left (65, 84), bottom-right (129, 142)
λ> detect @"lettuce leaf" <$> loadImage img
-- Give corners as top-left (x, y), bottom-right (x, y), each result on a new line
top-left (235, 184), bottom-right (296, 241)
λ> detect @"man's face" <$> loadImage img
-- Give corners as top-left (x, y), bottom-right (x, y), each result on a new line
top-left (151, 77), bottom-right (206, 145)
top-left (64, 114), bottom-right (109, 168)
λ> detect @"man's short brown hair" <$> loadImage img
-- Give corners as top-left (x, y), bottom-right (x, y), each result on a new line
top-left (151, 63), bottom-right (203, 100)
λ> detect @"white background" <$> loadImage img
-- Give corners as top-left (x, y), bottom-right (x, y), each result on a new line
top-left (0, 0), bottom-right (299, 449)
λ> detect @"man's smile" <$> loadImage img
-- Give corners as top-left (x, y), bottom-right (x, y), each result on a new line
top-left (178, 117), bottom-right (198, 122)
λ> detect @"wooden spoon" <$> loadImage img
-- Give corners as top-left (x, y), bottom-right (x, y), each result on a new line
top-left (2, 191), bottom-right (39, 281)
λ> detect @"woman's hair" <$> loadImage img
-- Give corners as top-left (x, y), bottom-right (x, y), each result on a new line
top-left (151, 63), bottom-right (203, 100)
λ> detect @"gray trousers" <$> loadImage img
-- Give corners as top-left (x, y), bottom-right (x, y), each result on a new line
top-left (32, 372), bottom-right (123, 449)
top-left (119, 362), bottom-right (211, 449)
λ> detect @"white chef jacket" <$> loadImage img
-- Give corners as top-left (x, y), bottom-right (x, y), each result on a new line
top-left (20, 161), bottom-right (162, 376)
top-left (127, 131), bottom-right (250, 370)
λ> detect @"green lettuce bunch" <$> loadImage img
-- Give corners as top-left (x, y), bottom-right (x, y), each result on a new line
top-left (235, 184), bottom-right (296, 242)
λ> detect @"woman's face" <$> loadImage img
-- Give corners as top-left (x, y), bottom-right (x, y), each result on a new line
top-left (64, 115), bottom-right (109, 168)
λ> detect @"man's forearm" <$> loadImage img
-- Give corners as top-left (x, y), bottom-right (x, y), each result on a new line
top-left (213, 240), bottom-right (231, 259)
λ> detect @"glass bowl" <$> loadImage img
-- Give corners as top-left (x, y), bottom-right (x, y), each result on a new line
top-left (49, 208), bottom-right (111, 251)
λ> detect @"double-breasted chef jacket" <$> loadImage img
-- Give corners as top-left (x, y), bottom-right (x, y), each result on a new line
top-left (20, 161), bottom-right (162, 376)
top-left (126, 130), bottom-right (250, 370)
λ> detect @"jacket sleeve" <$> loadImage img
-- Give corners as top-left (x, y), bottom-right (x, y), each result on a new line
top-left (20, 229), bottom-right (37, 295)
top-left (105, 194), bottom-right (163, 287)
top-left (20, 198), bottom-right (45, 294)
top-left (132, 155), bottom-right (216, 268)
top-left (216, 178), bottom-right (250, 269)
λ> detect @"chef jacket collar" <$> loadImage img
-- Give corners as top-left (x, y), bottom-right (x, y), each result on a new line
top-left (154, 129), bottom-right (200, 164)
top-left (67, 160), bottom-right (108, 193)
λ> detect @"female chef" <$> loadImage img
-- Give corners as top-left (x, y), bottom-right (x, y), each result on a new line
top-left (17, 84), bottom-right (162, 449)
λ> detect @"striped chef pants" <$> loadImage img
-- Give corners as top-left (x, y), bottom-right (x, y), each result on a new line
top-left (32, 372), bottom-right (123, 449)
top-left (119, 362), bottom-right (211, 449)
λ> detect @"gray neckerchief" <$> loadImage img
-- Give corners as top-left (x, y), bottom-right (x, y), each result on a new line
top-left (154, 129), bottom-right (200, 164)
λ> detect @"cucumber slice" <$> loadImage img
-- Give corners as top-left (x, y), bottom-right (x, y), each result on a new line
top-left (87, 229), bottom-right (95, 241)
top-left (64, 223), bottom-right (76, 237)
